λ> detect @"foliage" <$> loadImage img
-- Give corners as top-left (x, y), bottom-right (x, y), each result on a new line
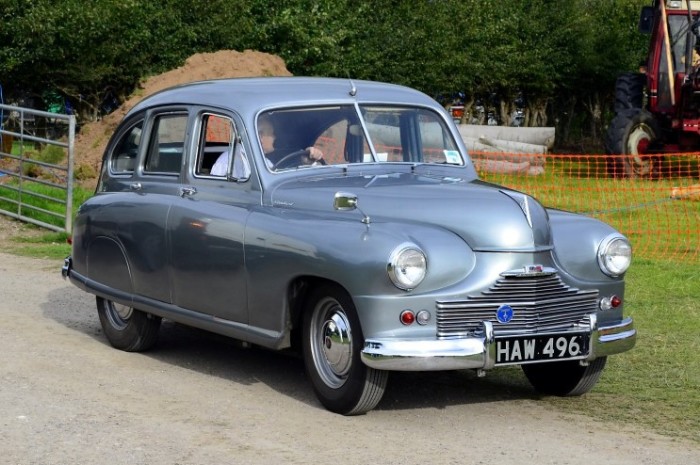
top-left (0, 0), bottom-right (652, 147)
top-left (216, 0), bottom-right (651, 139)
top-left (0, 0), bottom-right (253, 119)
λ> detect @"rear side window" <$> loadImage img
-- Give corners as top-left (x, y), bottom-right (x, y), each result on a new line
top-left (110, 121), bottom-right (143, 174)
top-left (144, 113), bottom-right (188, 174)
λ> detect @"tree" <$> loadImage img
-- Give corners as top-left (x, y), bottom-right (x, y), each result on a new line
top-left (0, 0), bottom-right (653, 147)
top-left (0, 0), bottom-right (253, 119)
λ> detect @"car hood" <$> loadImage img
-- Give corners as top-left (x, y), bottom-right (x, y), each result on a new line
top-left (269, 171), bottom-right (551, 251)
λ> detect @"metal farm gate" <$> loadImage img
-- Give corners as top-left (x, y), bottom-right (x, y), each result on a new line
top-left (0, 103), bottom-right (75, 234)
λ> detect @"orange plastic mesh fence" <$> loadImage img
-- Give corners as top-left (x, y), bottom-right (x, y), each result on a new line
top-left (474, 152), bottom-right (700, 263)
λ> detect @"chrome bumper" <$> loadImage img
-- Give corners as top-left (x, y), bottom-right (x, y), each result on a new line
top-left (361, 315), bottom-right (636, 371)
top-left (61, 257), bottom-right (72, 279)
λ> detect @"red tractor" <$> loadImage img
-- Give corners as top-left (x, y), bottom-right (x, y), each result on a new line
top-left (606, 0), bottom-right (700, 178)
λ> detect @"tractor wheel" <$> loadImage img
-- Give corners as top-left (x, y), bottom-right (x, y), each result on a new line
top-left (613, 72), bottom-right (646, 113)
top-left (605, 108), bottom-right (663, 179)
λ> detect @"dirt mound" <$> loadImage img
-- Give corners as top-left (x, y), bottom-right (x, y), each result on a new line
top-left (74, 50), bottom-right (291, 182)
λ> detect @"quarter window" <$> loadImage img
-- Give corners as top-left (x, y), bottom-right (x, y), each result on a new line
top-left (110, 121), bottom-right (143, 174)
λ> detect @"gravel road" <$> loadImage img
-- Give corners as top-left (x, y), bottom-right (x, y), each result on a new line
top-left (1, 251), bottom-right (698, 465)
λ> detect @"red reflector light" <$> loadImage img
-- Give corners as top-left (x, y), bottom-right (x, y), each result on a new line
top-left (67, 237), bottom-right (73, 245)
top-left (400, 310), bottom-right (415, 325)
top-left (611, 296), bottom-right (622, 308)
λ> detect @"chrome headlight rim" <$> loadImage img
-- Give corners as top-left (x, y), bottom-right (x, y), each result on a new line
top-left (597, 233), bottom-right (632, 277)
top-left (387, 243), bottom-right (427, 291)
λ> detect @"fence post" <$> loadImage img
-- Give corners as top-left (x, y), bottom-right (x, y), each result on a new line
top-left (65, 115), bottom-right (76, 236)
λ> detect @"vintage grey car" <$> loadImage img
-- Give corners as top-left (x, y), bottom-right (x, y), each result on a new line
top-left (62, 77), bottom-right (636, 415)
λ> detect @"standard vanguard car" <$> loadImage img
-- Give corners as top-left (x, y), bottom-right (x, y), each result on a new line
top-left (62, 77), bottom-right (636, 415)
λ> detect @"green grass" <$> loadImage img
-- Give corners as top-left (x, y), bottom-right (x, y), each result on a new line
top-left (0, 179), bottom-right (92, 230)
top-left (0, 182), bottom-right (92, 259)
top-left (546, 259), bottom-right (699, 441)
top-left (6, 232), bottom-right (72, 259)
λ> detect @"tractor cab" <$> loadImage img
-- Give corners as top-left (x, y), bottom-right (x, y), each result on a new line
top-left (606, 0), bottom-right (700, 177)
top-left (642, 1), bottom-right (700, 115)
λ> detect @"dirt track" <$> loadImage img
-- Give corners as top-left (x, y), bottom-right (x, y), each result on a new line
top-left (1, 251), bottom-right (699, 465)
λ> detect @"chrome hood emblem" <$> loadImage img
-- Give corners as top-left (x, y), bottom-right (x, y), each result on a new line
top-left (501, 265), bottom-right (557, 278)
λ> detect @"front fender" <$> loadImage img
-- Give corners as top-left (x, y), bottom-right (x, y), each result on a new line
top-left (548, 209), bottom-right (627, 282)
top-left (244, 209), bottom-right (475, 334)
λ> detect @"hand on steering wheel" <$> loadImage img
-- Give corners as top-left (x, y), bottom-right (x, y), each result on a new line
top-left (272, 149), bottom-right (326, 169)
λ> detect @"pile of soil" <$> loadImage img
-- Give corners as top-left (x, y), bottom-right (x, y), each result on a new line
top-left (74, 50), bottom-right (291, 184)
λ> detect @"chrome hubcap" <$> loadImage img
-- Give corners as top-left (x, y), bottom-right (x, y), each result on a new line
top-left (310, 297), bottom-right (353, 388)
top-left (626, 125), bottom-right (654, 175)
top-left (321, 312), bottom-right (352, 377)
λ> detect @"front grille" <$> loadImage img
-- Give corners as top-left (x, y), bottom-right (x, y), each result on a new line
top-left (436, 273), bottom-right (598, 338)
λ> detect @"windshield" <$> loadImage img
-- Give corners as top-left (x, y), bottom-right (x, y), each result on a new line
top-left (668, 14), bottom-right (698, 73)
top-left (256, 105), bottom-right (463, 171)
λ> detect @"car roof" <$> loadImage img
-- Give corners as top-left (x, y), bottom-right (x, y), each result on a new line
top-left (127, 77), bottom-right (439, 117)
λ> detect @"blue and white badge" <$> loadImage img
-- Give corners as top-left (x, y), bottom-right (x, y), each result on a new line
top-left (496, 304), bottom-right (514, 324)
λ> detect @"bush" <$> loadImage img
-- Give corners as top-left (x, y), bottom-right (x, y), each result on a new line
top-left (74, 164), bottom-right (97, 181)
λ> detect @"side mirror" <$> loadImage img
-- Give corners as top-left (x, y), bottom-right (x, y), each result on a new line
top-left (333, 192), bottom-right (358, 211)
top-left (333, 192), bottom-right (370, 224)
top-left (639, 6), bottom-right (654, 34)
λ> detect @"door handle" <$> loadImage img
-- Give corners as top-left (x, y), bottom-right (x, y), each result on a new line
top-left (180, 186), bottom-right (197, 197)
top-left (130, 182), bottom-right (142, 191)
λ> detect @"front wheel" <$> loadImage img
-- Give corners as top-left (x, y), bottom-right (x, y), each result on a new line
top-left (522, 357), bottom-right (607, 396)
top-left (96, 296), bottom-right (161, 352)
top-left (302, 284), bottom-right (388, 415)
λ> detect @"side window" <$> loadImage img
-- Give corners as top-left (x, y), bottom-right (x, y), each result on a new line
top-left (196, 114), bottom-right (234, 176)
top-left (144, 113), bottom-right (188, 174)
top-left (110, 121), bottom-right (143, 174)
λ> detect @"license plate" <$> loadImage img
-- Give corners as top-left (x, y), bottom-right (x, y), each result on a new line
top-left (495, 333), bottom-right (589, 365)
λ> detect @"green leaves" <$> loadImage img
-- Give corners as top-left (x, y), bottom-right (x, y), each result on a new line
top-left (0, 0), bottom-right (650, 137)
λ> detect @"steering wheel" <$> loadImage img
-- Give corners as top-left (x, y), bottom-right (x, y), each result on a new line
top-left (272, 149), bottom-right (326, 170)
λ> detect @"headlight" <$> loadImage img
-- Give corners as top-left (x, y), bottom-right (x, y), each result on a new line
top-left (597, 234), bottom-right (632, 277)
top-left (387, 244), bottom-right (427, 291)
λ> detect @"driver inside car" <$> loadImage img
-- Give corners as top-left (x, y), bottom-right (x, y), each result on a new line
top-left (258, 115), bottom-right (325, 169)
top-left (211, 115), bottom-right (324, 175)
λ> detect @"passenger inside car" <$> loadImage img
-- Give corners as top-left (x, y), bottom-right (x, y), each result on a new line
top-left (209, 143), bottom-right (250, 179)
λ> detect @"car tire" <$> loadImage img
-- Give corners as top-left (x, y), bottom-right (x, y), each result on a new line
top-left (302, 284), bottom-right (388, 415)
top-left (96, 296), bottom-right (161, 352)
top-left (522, 357), bottom-right (607, 396)
top-left (605, 108), bottom-right (663, 178)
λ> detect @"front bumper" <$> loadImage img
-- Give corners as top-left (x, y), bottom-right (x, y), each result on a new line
top-left (361, 314), bottom-right (636, 371)
top-left (61, 257), bottom-right (71, 279)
